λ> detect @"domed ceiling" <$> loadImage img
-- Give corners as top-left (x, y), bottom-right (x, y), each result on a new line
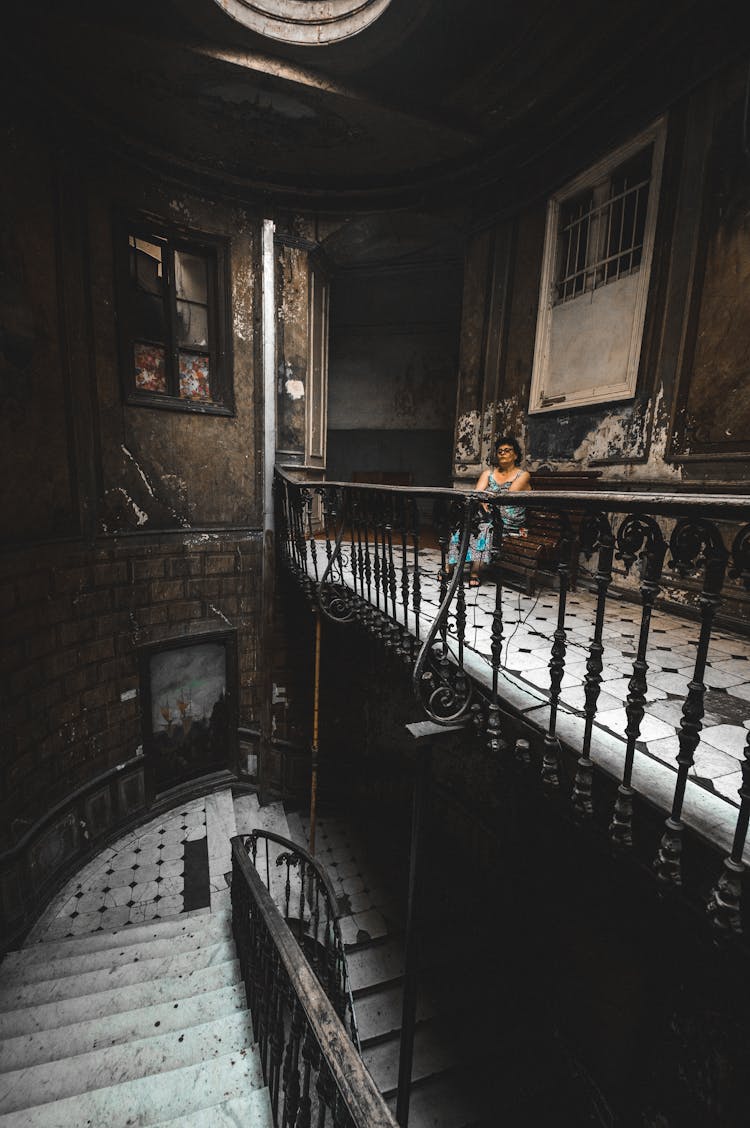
top-left (12, 0), bottom-right (750, 211)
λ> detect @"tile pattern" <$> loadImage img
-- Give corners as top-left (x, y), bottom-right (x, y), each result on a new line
top-left (294, 813), bottom-right (402, 948)
top-left (28, 800), bottom-right (208, 943)
top-left (328, 546), bottom-right (750, 811)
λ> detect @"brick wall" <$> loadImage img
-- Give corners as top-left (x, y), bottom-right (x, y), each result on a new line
top-left (0, 532), bottom-right (263, 850)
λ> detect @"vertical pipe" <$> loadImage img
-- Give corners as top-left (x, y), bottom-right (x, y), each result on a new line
top-left (396, 741), bottom-right (431, 1127)
top-left (260, 218), bottom-right (277, 803)
top-left (309, 608), bottom-right (322, 857)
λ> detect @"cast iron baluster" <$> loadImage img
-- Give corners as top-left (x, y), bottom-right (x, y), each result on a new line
top-left (376, 498), bottom-right (387, 640)
top-left (412, 498), bottom-right (473, 725)
top-left (316, 1059), bottom-right (335, 1128)
top-left (354, 491), bottom-right (366, 622)
top-left (654, 519), bottom-right (728, 886)
top-left (609, 514), bottom-right (667, 848)
top-left (269, 954), bottom-right (285, 1119)
top-left (297, 1027), bottom-right (317, 1128)
top-left (398, 494), bottom-right (412, 661)
top-left (411, 495), bottom-right (422, 644)
top-left (729, 523), bottom-right (750, 590)
top-left (571, 511), bottom-right (614, 820)
top-left (385, 499), bottom-right (399, 649)
top-left (322, 489), bottom-right (335, 568)
top-left (541, 512), bottom-right (573, 793)
top-left (708, 729), bottom-right (750, 936)
top-left (282, 996), bottom-right (304, 1128)
top-left (362, 492), bottom-right (373, 626)
top-left (372, 495), bottom-right (382, 626)
top-left (486, 505), bottom-right (505, 755)
top-left (307, 490), bottom-right (320, 586)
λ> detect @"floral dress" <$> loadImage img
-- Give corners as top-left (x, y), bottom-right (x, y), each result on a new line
top-left (447, 471), bottom-right (527, 566)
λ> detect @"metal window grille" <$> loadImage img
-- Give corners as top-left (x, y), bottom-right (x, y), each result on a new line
top-left (555, 149), bottom-right (653, 305)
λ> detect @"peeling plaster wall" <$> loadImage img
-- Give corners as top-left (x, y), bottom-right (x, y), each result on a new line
top-left (275, 243), bottom-right (309, 461)
top-left (87, 179), bottom-right (260, 531)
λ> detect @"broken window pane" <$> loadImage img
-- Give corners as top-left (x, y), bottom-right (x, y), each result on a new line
top-left (134, 342), bottom-right (167, 393)
top-left (175, 250), bottom-right (208, 304)
top-left (176, 300), bottom-right (209, 348)
top-left (179, 351), bottom-right (211, 401)
top-left (129, 235), bottom-right (166, 343)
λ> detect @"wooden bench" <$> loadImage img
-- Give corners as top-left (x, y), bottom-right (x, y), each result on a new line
top-left (489, 469), bottom-right (602, 595)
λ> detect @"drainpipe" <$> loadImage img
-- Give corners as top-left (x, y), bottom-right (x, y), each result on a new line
top-left (260, 219), bottom-right (276, 801)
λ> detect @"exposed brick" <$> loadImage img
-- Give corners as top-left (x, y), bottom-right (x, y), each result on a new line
top-left (115, 584), bottom-right (151, 610)
top-left (190, 578), bottom-right (220, 600)
top-left (16, 571), bottom-right (51, 605)
top-left (63, 666), bottom-right (99, 697)
top-left (59, 618), bottom-right (98, 648)
top-left (94, 561), bottom-right (128, 587)
top-left (205, 554), bottom-right (236, 576)
top-left (82, 683), bottom-right (116, 711)
top-left (43, 648), bottom-right (80, 683)
top-left (72, 589), bottom-right (113, 618)
top-left (24, 627), bottom-right (59, 661)
top-left (50, 698), bottom-right (82, 729)
top-left (168, 600), bottom-right (204, 622)
top-left (54, 566), bottom-right (93, 594)
top-left (4, 606), bottom-right (42, 643)
top-left (150, 579), bottom-right (185, 602)
top-left (77, 638), bottom-right (115, 666)
top-left (136, 605), bottom-right (169, 627)
top-left (10, 662), bottom-right (45, 698)
top-left (131, 558), bottom-right (166, 582)
top-left (97, 658), bottom-right (118, 685)
top-left (44, 596), bottom-right (72, 625)
top-left (168, 555), bottom-right (203, 578)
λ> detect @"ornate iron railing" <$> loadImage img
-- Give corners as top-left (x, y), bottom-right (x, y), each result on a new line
top-left (275, 468), bottom-right (750, 936)
top-left (242, 828), bottom-right (360, 1052)
top-left (231, 835), bottom-right (394, 1128)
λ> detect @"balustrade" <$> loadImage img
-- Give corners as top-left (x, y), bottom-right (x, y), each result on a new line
top-left (276, 468), bottom-right (750, 937)
top-left (231, 834), bottom-right (392, 1128)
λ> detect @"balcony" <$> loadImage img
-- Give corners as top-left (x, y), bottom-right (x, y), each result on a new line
top-left (277, 470), bottom-right (750, 934)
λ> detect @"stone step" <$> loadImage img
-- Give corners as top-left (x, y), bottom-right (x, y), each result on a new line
top-left (150, 1089), bottom-right (273, 1127)
top-left (5, 911), bottom-right (229, 968)
top-left (0, 933), bottom-right (236, 999)
top-left (362, 1020), bottom-right (457, 1098)
top-left (355, 982), bottom-right (438, 1044)
top-left (0, 1010), bottom-right (256, 1114)
top-left (348, 938), bottom-right (405, 994)
top-left (233, 794), bottom-right (290, 840)
top-left (0, 960), bottom-right (241, 1040)
top-left (385, 1068), bottom-right (485, 1128)
top-left (0, 942), bottom-right (235, 1013)
top-left (0, 1047), bottom-right (264, 1128)
top-left (0, 982), bottom-right (246, 1072)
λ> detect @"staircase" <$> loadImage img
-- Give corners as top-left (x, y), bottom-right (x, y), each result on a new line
top-left (0, 789), bottom-right (296, 1128)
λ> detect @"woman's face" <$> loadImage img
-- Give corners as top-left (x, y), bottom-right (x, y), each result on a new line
top-left (496, 443), bottom-right (517, 470)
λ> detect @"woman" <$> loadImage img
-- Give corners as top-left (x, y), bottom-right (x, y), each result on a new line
top-left (447, 435), bottom-right (531, 586)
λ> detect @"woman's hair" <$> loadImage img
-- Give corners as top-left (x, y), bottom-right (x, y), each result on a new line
top-left (494, 435), bottom-right (522, 463)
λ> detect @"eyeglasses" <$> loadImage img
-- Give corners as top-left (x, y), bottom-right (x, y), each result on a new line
top-left (496, 447), bottom-right (515, 454)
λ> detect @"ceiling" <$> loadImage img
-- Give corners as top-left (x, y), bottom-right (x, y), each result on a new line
top-left (12, 0), bottom-right (750, 213)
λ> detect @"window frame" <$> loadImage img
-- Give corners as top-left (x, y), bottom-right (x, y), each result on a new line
top-left (115, 215), bottom-right (234, 416)
top-left (528, 118), bottom-right (666, 415)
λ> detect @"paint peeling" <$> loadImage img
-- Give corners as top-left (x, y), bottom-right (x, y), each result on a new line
top-left (209, 602), bottom-right (233, 625)
top-left (121, 445), bottom-right (156, 497)
top-left (105, 487), bottom-right (148, 526)
top-left (454, 409), bottom-right (481, 463)
top-left (571, 386), bottom-right (682, 480)
top-left (285, 378), bottom-right (305, 400)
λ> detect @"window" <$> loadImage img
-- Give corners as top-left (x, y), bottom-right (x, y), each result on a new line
top-left (529, 119), bottom-right (666, 413)
top-left (211, 0), bottom-right (393, 46)
top-left (117, 220), bottom-right (233, 414)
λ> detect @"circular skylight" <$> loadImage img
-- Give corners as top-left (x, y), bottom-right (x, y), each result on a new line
top-left (214, 0), bottom-right (393, 45)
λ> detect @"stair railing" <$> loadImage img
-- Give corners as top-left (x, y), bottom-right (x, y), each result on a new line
top-left (241, 828), bottom-right (360, 1052)
top-left (231, 836), bottom-right (393, 1128)
top-left (274, 468), bottom-right (750, 937)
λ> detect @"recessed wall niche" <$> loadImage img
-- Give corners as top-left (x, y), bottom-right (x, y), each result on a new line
top-left (139, 631), bottom-right (238, 798)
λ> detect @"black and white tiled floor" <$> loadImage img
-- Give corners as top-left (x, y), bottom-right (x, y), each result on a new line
top-left (319, 546), bottom-right (750, 814)
top-left (27, 799), bottom-right (209, 944)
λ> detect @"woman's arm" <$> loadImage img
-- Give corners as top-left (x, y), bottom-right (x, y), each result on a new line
top-left (474, 469), bottom-right (491, 492)
top-left (509, 470), bottom-right (531, 493)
